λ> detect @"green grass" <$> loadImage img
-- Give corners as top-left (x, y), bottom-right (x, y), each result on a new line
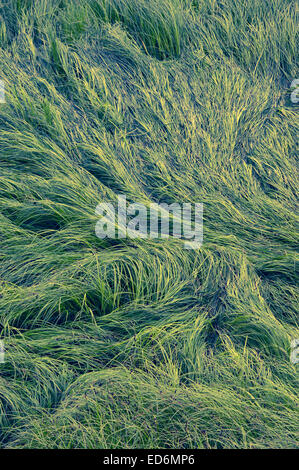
top-left (0, 0), bottom-right (298, 448)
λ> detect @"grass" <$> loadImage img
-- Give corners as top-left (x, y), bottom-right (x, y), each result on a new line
top-left (0, 0), bottom-right (298, 448)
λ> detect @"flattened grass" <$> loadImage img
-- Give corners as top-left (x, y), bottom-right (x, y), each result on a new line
top-left (0, 0), bottom-right (298, 448)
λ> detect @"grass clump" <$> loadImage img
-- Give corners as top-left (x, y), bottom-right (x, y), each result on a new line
top-left (91, 0), bottom-right (185, 59)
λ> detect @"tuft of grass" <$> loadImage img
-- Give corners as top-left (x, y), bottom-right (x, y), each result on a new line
top-left (91, 0), bottom-right (185, 59)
